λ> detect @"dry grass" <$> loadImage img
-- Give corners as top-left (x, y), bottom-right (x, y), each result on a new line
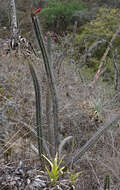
top-left (0, 40), bottom-right (120, 189)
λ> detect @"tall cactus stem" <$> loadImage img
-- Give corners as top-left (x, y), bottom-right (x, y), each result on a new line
top-left (28, 62), bottom-right (43, 158)
top-left (31, 14), bottom-right (59, 154)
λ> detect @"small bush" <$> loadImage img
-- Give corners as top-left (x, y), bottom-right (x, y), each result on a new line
top-left (72, 8), bottom-right (120, 78)
top-left (92, 0), bottom-right (120, 8)
top-left (40, 0), bottom-right (87, 32)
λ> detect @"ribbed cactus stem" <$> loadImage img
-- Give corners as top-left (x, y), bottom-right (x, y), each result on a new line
top-left (46, 32), bottom-right (55, 156)
top-left (28, 62), bottom-right (43, 158)
top-left (65, 116), bottom-right (119, 166)
top-left (104, 174), bottom-right (110, 190)
top-left (72, 116), bottom-right (119, 164)
top-left (47, 32), bottom-right (52, 62)
top-left (31, 14), bottom-right (59, 154)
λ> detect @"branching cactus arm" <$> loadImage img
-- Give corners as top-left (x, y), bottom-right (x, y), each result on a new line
top-left (28, 62), bottom-right (43, 158)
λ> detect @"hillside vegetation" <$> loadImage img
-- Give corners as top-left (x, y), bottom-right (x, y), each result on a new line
top-left (0, 0), bottom-right (120, 189)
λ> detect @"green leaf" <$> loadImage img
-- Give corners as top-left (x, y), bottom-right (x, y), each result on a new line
top-left (42, 154), bottom-right (53, 168)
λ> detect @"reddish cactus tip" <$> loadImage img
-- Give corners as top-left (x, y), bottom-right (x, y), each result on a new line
top-left (35, 8), bottom-right (42, 14)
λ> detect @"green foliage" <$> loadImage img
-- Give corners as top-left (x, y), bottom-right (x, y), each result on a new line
top-left (93, 0), bottom-right (120, 8)
top-left (42, 153), bottom-right (65, 186)
top-left (70, 171), bottom-right (81, 185)
top-left (73, 8), bottom-right (120, 79)
top-left (104, 174), bottom-right (110, 190)
top-left (0, 88), bottom-right (4, 95)
top-left (74, 8), bottom-right (120, 47)
top-left (40, 0), bottom-right (87, 32)
top-left (71, 9), bottom-right (96, 27)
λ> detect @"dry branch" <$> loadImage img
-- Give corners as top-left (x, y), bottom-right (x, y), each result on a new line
top-left (91, 25), bottom-right (120, 86)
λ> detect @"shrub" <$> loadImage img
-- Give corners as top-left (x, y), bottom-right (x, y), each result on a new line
top-left (71, 9), bottom-right (96, 26)
top-left (40, 0), bottom-right (87, 32)
top-left (72, 8), bottom-right (120, 78)
top-left (92, 0), bottom-right (120, 8)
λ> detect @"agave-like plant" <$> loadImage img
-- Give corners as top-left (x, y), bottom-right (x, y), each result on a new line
top-left (42, 153), bottom-right (65, 186)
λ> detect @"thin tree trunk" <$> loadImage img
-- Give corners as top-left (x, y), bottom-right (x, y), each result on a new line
top-left (9, 0), bottom-right (18, 49)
